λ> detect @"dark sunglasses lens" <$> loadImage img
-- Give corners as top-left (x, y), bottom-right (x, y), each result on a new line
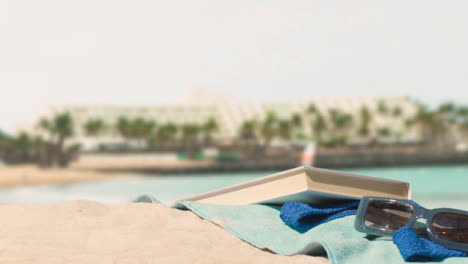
top-left (432, 213), bottom-right (468, 244)
top-left (364, 200), bottom-right (414, 233)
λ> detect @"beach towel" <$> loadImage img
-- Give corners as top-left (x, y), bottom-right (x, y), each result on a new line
top-left (134, 195), bottom-right (467, 264)
top-left (279, 201), bottom-right (468, 262)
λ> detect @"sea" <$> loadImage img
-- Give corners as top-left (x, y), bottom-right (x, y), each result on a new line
top-left (0, 164), bottom-right (467, 210)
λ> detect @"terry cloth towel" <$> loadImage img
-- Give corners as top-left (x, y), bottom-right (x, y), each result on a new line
top-left (280, 201), bottom-right (360, 232)
top-left (135, 195), bottom-right (468, 264)
top-left (281, 201), bottom-right (468, 262)
top-left (393, 226), bottom-right (468, 262)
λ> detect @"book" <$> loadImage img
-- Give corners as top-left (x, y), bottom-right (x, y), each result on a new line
top-left (172, 166), bottom-right (411, 208)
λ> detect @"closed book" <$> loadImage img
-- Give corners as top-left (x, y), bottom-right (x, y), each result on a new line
top-left (171, 166), bottom-right (411, 208)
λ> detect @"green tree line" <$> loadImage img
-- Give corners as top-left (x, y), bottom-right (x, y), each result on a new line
top-left (1, 100), bottom-right (468, 166)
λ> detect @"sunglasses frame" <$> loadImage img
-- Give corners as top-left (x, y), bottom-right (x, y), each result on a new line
top-left (355, 196), bottom-right (468, 253)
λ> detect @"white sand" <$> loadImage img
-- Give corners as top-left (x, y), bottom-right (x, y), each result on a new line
top-left (0, 201), bottom-right (329, 264)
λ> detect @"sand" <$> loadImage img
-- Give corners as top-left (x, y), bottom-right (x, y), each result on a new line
top-left (0, 201), bottom-right (329, 264)
top-left (0, 165), bottom-right (122, 188)
top-left (0, 157), bottom-right (216, 188)
top-left (70, 153), bottom-right (216, 170)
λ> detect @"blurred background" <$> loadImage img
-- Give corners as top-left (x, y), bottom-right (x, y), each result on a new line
top-left (0, 1), bottom-right (467, 206)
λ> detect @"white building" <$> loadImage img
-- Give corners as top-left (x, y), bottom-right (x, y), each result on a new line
top-left (25, 95), bottom-right (420, 150)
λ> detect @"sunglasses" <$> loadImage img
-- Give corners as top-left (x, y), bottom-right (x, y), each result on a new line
top-left (354, 197), bottom-right (468, 253)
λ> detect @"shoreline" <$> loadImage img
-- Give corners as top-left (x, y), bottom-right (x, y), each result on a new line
top-left (0, 165), bottom-right (124, 188)
top-left (2, 148), bottom-right (468, 188)
top-left (69, 149), bottom-right (468, 174)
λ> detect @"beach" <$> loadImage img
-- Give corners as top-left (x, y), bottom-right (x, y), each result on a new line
top-left (0, 165), bottom-right (121, 188)
top-left (1, 164), bottom-right (467, 263)
top-left (0, 201), bottom-right (328, 264)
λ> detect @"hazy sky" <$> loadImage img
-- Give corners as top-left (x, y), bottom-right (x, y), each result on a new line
top-left (1, 1), bottom-right (468, 133)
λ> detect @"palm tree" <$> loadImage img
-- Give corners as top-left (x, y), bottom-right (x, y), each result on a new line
top-left (406, 103), bottom-right (449, 147)
top-left (377, 100), bottom-right (388, 115)
top-left (12, 132), bottom-right (31, 162)
top-left (393, 106), bottom-right (403, 117)
top-left (438, 102), bottom-right (456, 114)
top-left (0, 131), bottom-right (48, 164)
top-left (54, 113), bottom-right (74, 141)
top-left (181, 123), bottom-right (201, 158)
top-left (437, 102), bottom-right (467, 146)
top-left (38, 112), bottom-right (74, 166)
top-left (377, 126), bottom-right (391, 139)
top-left (307, 103), bottom-right (317, 114)
top-left (14, 132), bottom-right (30, 149)
top-left (237, 120), bottom-right (258, 157)
top-left (0, 129), bottom-right (8, 141)
top-left (457, 106), bottom-right (468, 126)
top-left (116, 117), bottom-right (156, 147)
top-left (291, 113), bottom-right (302, 127)
top-left (406, 104), bottom-right (434, 141)
top-left (239, 120), bottom-right (257, 142)
top-left (202, 117), bottom-right (219, 146)
top-left (328, 108), bottom-right (352, 146)
top-left (358, 106), bottom-right (371, 137)
top-left (31, 135), bottom-right (47, 165)
top-left (133, 118), bottom-right (156, 141)
top-left (312, 113), bottom-right (327, 144)
top-left (0, 129), bottom-right (11, 150)
top-left (84, 118), bottom-right (105, 136)
top-left (117, 117), bottom-right (131, 139)
top-left (278, 120), bottom-right (292, 141)
top-left (290, 113), bottom-right (304, 139)
top-left (260, 112), bottom-right (278, 147)
top-left (456, 106), bottom-right (468, 140)
top-left (436, 102), bottom-right (460, 126)
top-left (152, 123), bottom-right (178, 148)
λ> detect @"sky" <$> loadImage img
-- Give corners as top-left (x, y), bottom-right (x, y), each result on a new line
top-left (1, 1), bottom-right (468, 133)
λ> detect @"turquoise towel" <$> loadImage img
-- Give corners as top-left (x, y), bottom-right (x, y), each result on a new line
top-left (134, 195), bottom-right (467, 264)
top-left (280, 201), bottom-right (468, 262)
top-left (174, 201), bottom-right (468, 264)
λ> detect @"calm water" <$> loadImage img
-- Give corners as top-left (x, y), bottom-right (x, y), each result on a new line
top-left (0, 165), bottom-right (467, 209)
